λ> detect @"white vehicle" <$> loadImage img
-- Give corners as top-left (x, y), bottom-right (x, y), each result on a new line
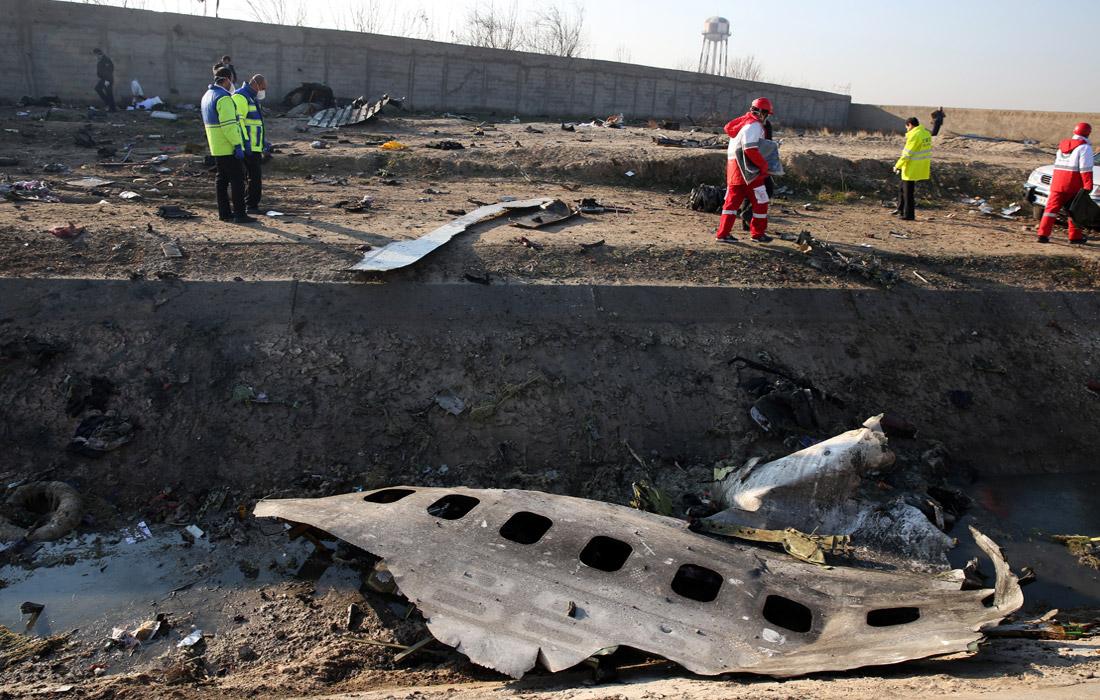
top-left (1024, 164), bottom-right (1100, 219)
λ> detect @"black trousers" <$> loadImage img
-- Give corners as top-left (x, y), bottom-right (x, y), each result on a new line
top-left (214, 155), bottom-right (247, 219)
top-left (94, 79), bottom-right (116, 111)
top-left (740, 176), bottom-right (775, 230)
top-left (898, 180), bottom-right (916, 220)
top-left (242, 153), bottom-right (263, 209)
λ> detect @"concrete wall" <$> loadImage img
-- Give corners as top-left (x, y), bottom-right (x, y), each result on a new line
top-left (850, 103), bottom-right (1100, 145)
top-left (3, 0), bottom-right (851, 127)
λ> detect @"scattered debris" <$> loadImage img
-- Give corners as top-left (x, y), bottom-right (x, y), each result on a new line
top-left (351, 198), bottom-right (552, 272)
top-left (794, 231), bottom-right (899, 287)
top-left (255, 488), bottom-right (1021, 679)
top-left (42, 163), bottom-right (69, 173)
top-left (986, 610), bottom-right (1098, 639)
top-left (653, 135), bottom-right (724, 149)
top-left (120, 520), bottom-right (152, 544)
top-left (380, 141), bottom-right (407, 151)
top-left (1, 180), bottom-right (59, 202)
top-left (425, 140), bottom-right (464, 150)
top-left (118, 190), bottom-right (141, 200)
top-left (309, 140), bottom-right (328, 150)
top-left (161, 241), bottom-right (184, 259)
top-left (579, 239), bottom-right (605, 251)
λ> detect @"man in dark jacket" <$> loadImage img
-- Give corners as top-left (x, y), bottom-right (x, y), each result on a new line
top-left (92, 48), bottom-right (116, 112)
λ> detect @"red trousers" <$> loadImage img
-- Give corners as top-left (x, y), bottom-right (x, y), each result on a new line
top-left (1038, 188), bottom-right (1085, 241)
top-left (717, 182), bottom-right (769, 238)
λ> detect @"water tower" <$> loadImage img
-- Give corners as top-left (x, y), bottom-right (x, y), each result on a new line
top-left (697, 16), bottom-right (731, 77)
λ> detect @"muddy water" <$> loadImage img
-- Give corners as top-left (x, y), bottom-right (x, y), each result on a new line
top-left (951, 472), bottom-right (1100, 612)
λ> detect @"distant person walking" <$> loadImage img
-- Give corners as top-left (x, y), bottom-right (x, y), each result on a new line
top-left (1037, 122), bottom-right (1093, 244)
top-left (215, 55), bottom-right (238, 84)
top-left (892, 117), bottom-right (933, 221)
top-left (92, 48), bottom-right (117, 112)
top-left (202, 68), bottom-right (255, 224)
top-left (715, 97), bottom-right (774, 243)
top-left (930, 107), bottom-right (946, 137)
top-left (232, 74), bottom-right (272, 214)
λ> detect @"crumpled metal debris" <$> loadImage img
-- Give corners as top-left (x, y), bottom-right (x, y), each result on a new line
top-left (308, 94), bottom-right (395, 128)
top-left (68, 411), bottom-right (136, 457)
top-left (688, 183), bottom-right (724, 213)
top-left (350, 198), bottom-right (552, 272)
top-left (707, 416), bottom-right (955, 569)
top-left (653, 134), bottom-right (725, 149)
top-left (510, 199), bottom-right (579, 229)
top-left (256, 487), bottom-right (1022, 679)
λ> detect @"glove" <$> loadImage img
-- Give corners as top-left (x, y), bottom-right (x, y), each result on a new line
top-left (233, 145), bottom-right (245, 160)
top-left (263, 141), bottom-right (273, 154)
top-left (893, 168), bottom-right (900, 175)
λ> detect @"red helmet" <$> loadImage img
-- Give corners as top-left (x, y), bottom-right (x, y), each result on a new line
top-left (1074, 122), bottom-right (1092, 137)
top-left (751, 97), bottom-right (774, 114)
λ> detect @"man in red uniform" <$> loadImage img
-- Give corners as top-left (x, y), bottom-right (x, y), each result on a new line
top-left (715, 97), bottom-right (773, 243)
top-left (1038, 122), bottom-right (1094, 244)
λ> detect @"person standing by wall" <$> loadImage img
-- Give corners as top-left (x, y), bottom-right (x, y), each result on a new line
top-left (91, 48), bottom-right (116, 112)
top-left (1037, 123), bottom-right (1093, 244)
top-left (715, 97), bottom-right (773, 243)
top-left (202, 68), bottom-right (255, 225)
top-left (892, 117), bottom-right (933, 221)
top-left (930, 107), bottom-right (946, 136)
top-left (232, 74), bottom-right (272, 215)
top-left (215, 55), bottom-right (238, 84)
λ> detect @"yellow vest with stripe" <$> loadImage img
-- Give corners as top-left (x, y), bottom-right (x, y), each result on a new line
top-left (231, 92), bottom-right (264, 154)
top-left (895, 125), bottom-right (933, 181)
top-left (200, 85), bottom-right (244, 157)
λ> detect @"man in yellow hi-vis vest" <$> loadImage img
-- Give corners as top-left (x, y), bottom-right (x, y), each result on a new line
top-left (892, 117), bottom-right (933, 221)
top-left (201, 68), bottom-right (255, 224)
top-left (232, 74), bottom-right (271, 215)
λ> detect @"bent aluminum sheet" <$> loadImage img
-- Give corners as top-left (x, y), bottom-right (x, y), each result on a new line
top-left (350, 198), bottom-right (551, 272)
top-left (255, 487), bottom-right (1022, 679)
top-left (308, 95), bottom-right (393, 128)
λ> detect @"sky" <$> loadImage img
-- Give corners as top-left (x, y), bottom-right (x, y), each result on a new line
top-left (69, 0), bottom-right (1100, 112)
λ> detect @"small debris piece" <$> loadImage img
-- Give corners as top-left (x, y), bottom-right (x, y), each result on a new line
top-left (628, 480), bottom-right (673, 516)
top-left (156, 205), bottom-right (195, 219)
top-left (434, 389), bottom-right (466, 416)
top-left (345, 603), bottom-right (361, 631)
top-left (118, 191), bottom-right (141, 200)
top-left (48, 222), bottom-right (86, 240)
top-left (579, 239), bottom-right (605, 251)
top-left (393, 636), bottom-right (434, 663)
top-left (446, 208), bottom-right (467, 216)
top-left (512, 236), bottom-right (543, 250)
top-left (310, 140), bottom-right (328, 149)
top-left (184, 524), bottom-right (204, 540)
top-left (43, 163), bottom-right (69, 173)
top-left (238, 644), bottom-right (259, 661)
top-left (177, 629), bottom-right (204, 649)
top-left (577, 198), bottom-right (631, 214)
top-left (380, 141), bottom-right (407, 150)
top-left (463, 272), bottom-right (491, 285)
top-left (425, 140), bottom-right (464, 150)
top-left (65, 177), bottom-right (114, 189)
top-left (161, 241), bottom-right (184, 259)
top-left (688, 184), bottom-right (724, 213)
top-left (69, 412), bottom-right (136, 457)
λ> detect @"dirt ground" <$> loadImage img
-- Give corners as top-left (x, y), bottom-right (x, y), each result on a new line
top-left (3, 103), bottom-right (1100, 699)
top-left (0, 106), bottom-right (1097, 290)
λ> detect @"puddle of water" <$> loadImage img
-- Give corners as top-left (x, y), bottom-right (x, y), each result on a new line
top-left (0, 527), bottom-right (315, 641)
top-left (950, 472), bottom-right (1100, 612)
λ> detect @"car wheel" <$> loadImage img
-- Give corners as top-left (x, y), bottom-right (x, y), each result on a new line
top-left (1031, 203), bottom-right (1045, 220)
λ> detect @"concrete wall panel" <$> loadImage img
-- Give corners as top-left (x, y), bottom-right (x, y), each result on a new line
top-left (6, 0), bottom-right (850, 127)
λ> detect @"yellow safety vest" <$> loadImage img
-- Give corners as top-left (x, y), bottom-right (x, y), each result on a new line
top-left (895, 125), bottom-right (933, 181)
top-left (232, 92), bottom-right (264, 154)
top-left (201, 86), bottom-right (244, 157)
